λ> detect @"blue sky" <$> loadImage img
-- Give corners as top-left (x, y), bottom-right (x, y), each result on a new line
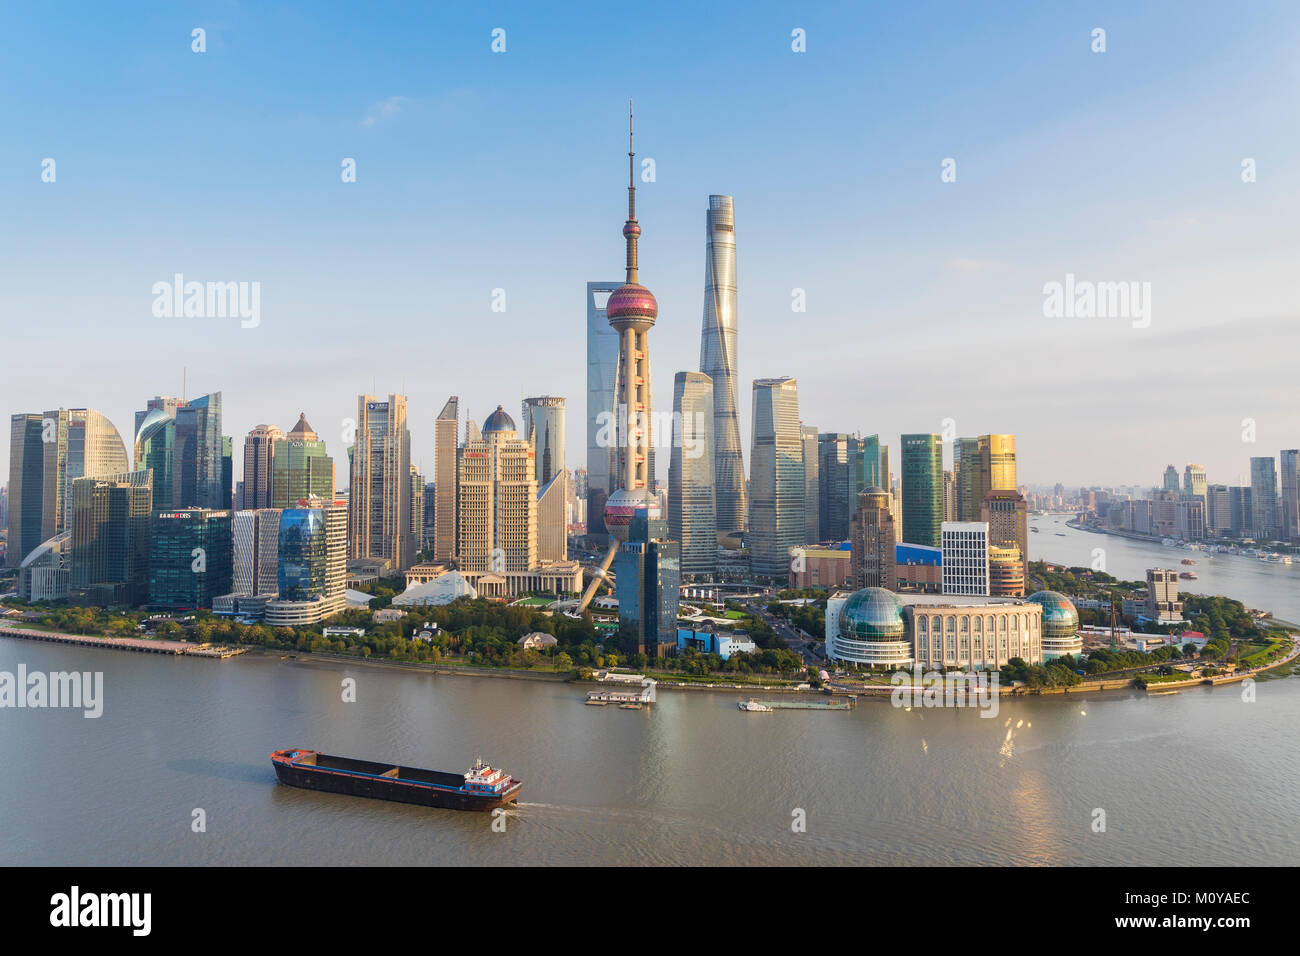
top-left (2, 0), bottom-right (1298, 490)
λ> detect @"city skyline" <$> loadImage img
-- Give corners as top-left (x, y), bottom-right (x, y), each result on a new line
top-left (4, 3), bottom-right (1298, 489)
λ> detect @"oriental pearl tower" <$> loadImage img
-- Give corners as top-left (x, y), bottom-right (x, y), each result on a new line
top-left (578, 101), bottom-right (662, 612)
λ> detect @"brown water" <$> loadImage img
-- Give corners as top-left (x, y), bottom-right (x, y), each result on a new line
top-left (2, 635), bottom-right (1298, 866)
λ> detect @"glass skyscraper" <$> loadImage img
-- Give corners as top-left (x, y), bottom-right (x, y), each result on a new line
top-left (133, 393), bottom-right (225, 511)
top-left (902, 433), bottom-right (943, 548)
top-left (1250, 456), bottom-right (1278, 539)
top-left (521, 396), bottom-right (566, 488)
top-left (669, 371), bottom-right (716, 577)
top-left (69, 470), bottom-right (152, 606)
top-left (749, 377), bottom-right (803, 581)
top-left (700, 195), bottom-right (747, 538)
top-left (271, 414), bottom-right (334, 508)
top-left (6, 414), bottom-right (45, 568)
top-left (148, 508), bottom-right (233, 609)
top-left (1279, 449), bottom-right (1299, 542)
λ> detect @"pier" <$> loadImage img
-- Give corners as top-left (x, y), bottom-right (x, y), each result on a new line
top-left (752, 698), bottom-right (855, 711)
top-left (585, 675), bottom-right (657, 706)
top-left (0, 626), bottom-right (245, 659)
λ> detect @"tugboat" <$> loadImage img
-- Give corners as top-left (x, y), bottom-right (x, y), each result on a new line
top-left (271, 749), bottom-right (521, 811)
top-left (1179, 571), bottom-right (1198, 580)
top-left (738, 699), bottom-right (774, 713)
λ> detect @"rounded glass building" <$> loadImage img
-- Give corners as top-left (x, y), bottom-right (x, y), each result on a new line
top-left (1027, 590), bottom-right (1083, 660)
top-left (827, 587), bottom-right (913, 668)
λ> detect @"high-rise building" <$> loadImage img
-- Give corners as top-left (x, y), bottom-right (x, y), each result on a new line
top-left (7, 414), bottom-right (48, 568)
top-left (1145, 568), bottom-right (1183, 623)
top-left (457, 406), bottom-right (537, 573)
top-left (955, 435), bottom-right (1016, 521)
top-left (1183, 463), bottom-right (1207, 502)
top-left (749, 377), bottom-right (803, 581)
top-left (410, 466), bottom-right (425, 557)
top-left (230, 508), bottom-right (282, 597)
top-left (943, 470), bottom-right (956, 522)
top-left (981, 489), bottom-right (1029, 596)
top-left (942, 521), bottom-right (990, 596)
top-left (521, 396), bottom-right (566, 488)
top-left (985, 434), bottom-right (1017, 493)
top-left (221, 435), bottom-right (233, 509)
top-left (536, 469), bottom-right (570, 563)
top-left (270, 414), bottom-right (334, 508)
top-left (585, 281), bottom-right (623, 538)
top-left (242, 424), bottom-right (284, 510)
top-left (69, 470), bottom-right (152, 606)
top-left (800, 425), bottom-right (820, 546)
top-left (615, 507), bottom-right (680, 657)
top-left (148, 508), bottom-right (233, 610)
top-left (669, 371), bottom-right (716, 578)
top-left (434, 396), bottom-right (459, 561)
top-left (817, 433), bottom-right (856, 542)
top-left (849, 487), bottom-right (896, 590)
top-left (133, 393), bottom-right (224, 511)
top-left (901, 434), bottom-right (943, 548)
top-left (266, 498), bottom-right (348, 625)
top-left (1163, 465), bottom-right (1180, 492)
top-left (39, 409), bottom-right (130, 542)
top-left (348, 394), bottom-right (414, 571)
top-left (1175, 498), bottom-right (1205, 541)
top-left (1250, 456), bottom-right (1278, 540)
top-left (700, 194), bottom-right (747, 538)
top-left (1206, 484), bottom-right (1232, 536)
top-left (1228, 485), bottom-right (1254, 536)
top-left (1279, 449), bottom-right (1300, 542)
top-left (861, 434), bottom-right (881, 490)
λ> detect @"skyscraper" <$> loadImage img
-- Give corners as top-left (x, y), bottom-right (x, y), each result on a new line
top-left (849, 486), bottom-right (896, 590)
top-left (39, 408), bottom-right (130, 542)
top-left (410, 466), bottom-right (425, 558)
top-left (266, 498), bottom-right (348, 625)
top-left (749, 377), bottom-right (803, 581)
top-left (8, 415), bottom-right (53, 568)
top-left (242, 424), bottom-right (284, 510)
top-left (457, 406), bottom-right (537, 573)
top-left (133, 393), bottom-right (224, 510)
top-left (271, 414), bottom-right (334, 508)
top-left (521, 396), bottom-right (566, 488)
top-left (148, 508), bottom-right (233, 610)
top-left (1250, 456), bottom-right (1278, 540)
top-left (69, 470), bottom-right (153, 606)
top-left (1183, 463), bottom-right (1207, 502)
top-left (700, 194), bottom-right (747, 538)
top-left (941, 521), bottom-right (990, 596)
top-left (669, 371), bottom-right (716, 577)
top-left (981, 489), bottom-right (1029, 596)
top-left (348, 394), bottom-right (414, 571)
top-left (230, 508), bottom-right (282, 597)
top-left (434, 396), bottom-right (459, 561)
top-left (860, 434), bottom-right (881, 490)
top-left (1163, 465), bottom-right (1180, 492)
top-left (800, 425), bottom-right (820, 546)
top-left (1279, 449), bottom-right (1299, 542)
top-left (956, 434), bottom-right (1016, 522)
top-left (901, 434), bottom-right (943, 548)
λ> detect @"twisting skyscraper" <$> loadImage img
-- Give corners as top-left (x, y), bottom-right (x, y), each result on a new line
top-left (700, 195), bottom-right (747, 538)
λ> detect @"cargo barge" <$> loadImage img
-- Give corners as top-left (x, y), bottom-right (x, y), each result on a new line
top-left (271, 749), bottom-right (521, 811)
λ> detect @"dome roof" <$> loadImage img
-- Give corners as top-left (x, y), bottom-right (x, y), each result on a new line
top-left (603, 487), bottom-right (660, 543)
top-left (483, 405), bottom-right (516, 433)
top-left (606, 282), bottom-right (658, 324)
top-left (1027, 590), bottom-right (1080, 635)
top-left (839, 587), bottom-right (906, 642)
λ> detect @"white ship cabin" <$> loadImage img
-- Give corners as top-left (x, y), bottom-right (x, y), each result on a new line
top-left (464, 758), bottom-right (511, 793)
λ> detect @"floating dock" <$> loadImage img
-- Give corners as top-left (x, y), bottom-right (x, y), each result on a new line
top-left (585, 675), bottom-right (657, 706)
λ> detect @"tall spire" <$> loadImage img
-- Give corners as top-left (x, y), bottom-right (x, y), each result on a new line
top-left (623, 97), bottom-right (640, 284)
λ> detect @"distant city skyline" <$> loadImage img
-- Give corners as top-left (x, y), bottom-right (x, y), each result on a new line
top-left (3, 2), bottom-right (1299, 488)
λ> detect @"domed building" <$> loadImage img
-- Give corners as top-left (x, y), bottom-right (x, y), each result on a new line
top-left (826, 587), bottom-right (913, 668)
top-left (483, 405), bottom-right (516, 434)
top-left (1027, 590), bottom-right (1083, 660)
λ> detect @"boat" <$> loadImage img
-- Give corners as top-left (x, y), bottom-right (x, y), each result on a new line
top-left (1031, 527), bottom-right (1040, 533)
top-left (1181, 558), bottom-right (1195, 565)
top-left (1055, 532), bottom-right (1066, 537)
top-left (738, 699), bottom-right (774, 712)
top-left (271, 749), bottom-right (521, 811)
top-left (1179, 571), bottom-right (1198, 580)
top-left (618, 702), bottom-right (642, 710)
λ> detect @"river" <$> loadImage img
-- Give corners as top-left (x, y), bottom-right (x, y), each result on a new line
top-left (1029, 514), bottom-right (1300, 623)
top-left (3, 633), bottom-right (1298, 866)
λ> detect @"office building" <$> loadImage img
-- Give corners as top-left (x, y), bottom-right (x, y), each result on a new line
top-left (941, 521), bottom-right (990, 596)
top-left (1163, 465), bottom-right (1180, 492)
top-left (1279, 449), bottom-right (1300, 542)
top-left (700, 194), bottom-right (747, 538)
top-left (615, 506), bottom-right (680, 657)
top-left (849, 487), bottom-right (896, 590)
top-left (521, 396), bottom-right (566, 487)
top-left (269, 414), bottom-right (334, 508)
top-left (800, 425), bottom-right (820, 545)
top-left (348, 394), bottom-right (414, 571)
top-left (1250, 456), bottom-right (1278, 540)
top-left (148, 508), bottom-right (233, 610)
top-left (242, 424), bottom-right (284, 510)
top-left (585, 281), bottom-right (623, 538)
top-left (669, 371), bottom-right (716, 577)
top-left (434, 396), bottom-right (459, 561)
top-left (6, 414), bottom-right (46, 568)
top-left (265, 498), bottom-right (348, 625)
top-left (749, 377), bottom-right (803, 581)
top-left (40, 408), bottom-right (130, 541)
top-left (1145, 568), bottom-right (1184, 623)
top-left (981, 489), bottom-right (1029, 596)
top-left (230, 508), bottom-right (282, 597)
top-left (457, 406), bottom-right (537, 573)
top-left (133, 392), bottom-right (225, 511)
top-left (901, 433), bottom-right (943, 548)
top-left (69, 470), bottom-right (152, 606)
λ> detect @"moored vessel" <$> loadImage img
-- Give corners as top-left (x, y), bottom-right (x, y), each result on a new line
top-left (271, 749), bottom-right (521, 811)
top-left (738, 699), bottom-right (774, 712)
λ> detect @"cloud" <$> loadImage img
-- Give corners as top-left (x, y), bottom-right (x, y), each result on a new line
top-left (362, 96), bottom-right (410, 127)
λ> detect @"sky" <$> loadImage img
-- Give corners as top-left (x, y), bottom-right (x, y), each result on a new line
top-left (2, 0), bottom-right (1298, 492)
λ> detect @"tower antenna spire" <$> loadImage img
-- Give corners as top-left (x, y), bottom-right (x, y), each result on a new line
top-left (624, 98), bottom-right (638, 283)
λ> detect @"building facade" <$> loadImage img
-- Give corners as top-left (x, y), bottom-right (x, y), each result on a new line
top-left (848, 487), bottom-right (896, 590)
top-left (901, 433), bottom-right (943, 548)
top-left (434, 396), bottom-right (459, 561)
top-left (348, 394), bottom-right (414, 571)
top-left (748, 377), bottom-right (803, 581)
top-left (148, 508), bottom-right (233, 610)
top-left (457, 407), bottom-right (537, 573)
top-left (669, 370), bottom-right (716, 577)
top-left (941, 521), bottom-right (990, 596)
top-left (521, 396), bottom-right (566, 488)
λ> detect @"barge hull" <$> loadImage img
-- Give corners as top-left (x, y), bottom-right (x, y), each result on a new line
top-left (272, 752), bottom-right (521, 811)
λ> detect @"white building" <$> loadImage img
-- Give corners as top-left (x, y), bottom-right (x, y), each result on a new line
top-left (941, 521), bottom-right (989, 596)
